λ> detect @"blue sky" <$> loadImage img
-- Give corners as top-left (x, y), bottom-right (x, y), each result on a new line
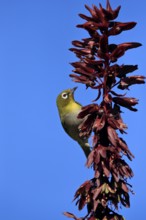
top-left (0, 0), bottom-right (145, 219)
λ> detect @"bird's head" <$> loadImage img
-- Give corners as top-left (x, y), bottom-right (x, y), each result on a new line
top-left (56, 87), bottom-right (81, 117)
top-left (56, 87), bottom-right (77, 108)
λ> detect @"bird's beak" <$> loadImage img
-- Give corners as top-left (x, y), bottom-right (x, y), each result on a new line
top-left (71, 86), bottom-right (78, 94)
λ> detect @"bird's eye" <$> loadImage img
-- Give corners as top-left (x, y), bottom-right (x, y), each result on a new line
top-left (61, 92), bottom-right (68, 99)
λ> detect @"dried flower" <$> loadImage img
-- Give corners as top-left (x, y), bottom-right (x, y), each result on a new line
top-left (65, 1), bottom-right (145, 220)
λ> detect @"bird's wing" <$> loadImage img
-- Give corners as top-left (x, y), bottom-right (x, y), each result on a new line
top-left (62, 112), bottom-right (91, 158)
top-left (62, 111), bottom-right (83, 141)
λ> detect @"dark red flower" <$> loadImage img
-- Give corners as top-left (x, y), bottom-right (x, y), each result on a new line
top-left (66, 0), bottom-right (145, 219)
top-left (107, 111), bottom-right (127, 133)
top-left (110, 42), bottom-right (142, 62)
top-left (118, 75), bottom-right (145, 90)
top-left (113, 97), bottom-right (138, 111)
top-left (108, 22), bottom-right (137, 36)
top-left (63, 212), bottom-right (81, 220)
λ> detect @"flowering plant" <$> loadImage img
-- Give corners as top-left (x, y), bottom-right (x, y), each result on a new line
top-left (64, 1), bottom-right (145, 219)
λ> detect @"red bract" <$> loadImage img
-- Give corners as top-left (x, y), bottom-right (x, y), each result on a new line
top-left (118, 75), bottom-right (146, 90)
top-left (109, 42), bottom-right (142, 62)
top-left (63, 212), bottom-right (81, 220)
top-left (108, 22), bottom-right (137, 36)
top-left (113, 97), bottom-right (138, 111)
top-left (107, 111), bottom-right (127, 133)
top-left (65, 1), bottom-right (145, 220)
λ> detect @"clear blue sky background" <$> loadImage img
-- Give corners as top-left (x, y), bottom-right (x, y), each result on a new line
top-left (0, 0), bottom-right (145, 219)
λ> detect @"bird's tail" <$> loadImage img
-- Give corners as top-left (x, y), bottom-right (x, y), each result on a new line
top-left (78, 139), bottom-right (91, 158)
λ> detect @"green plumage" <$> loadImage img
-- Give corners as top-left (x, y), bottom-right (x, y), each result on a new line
top-left (56, 87), bottom-right (90, 158)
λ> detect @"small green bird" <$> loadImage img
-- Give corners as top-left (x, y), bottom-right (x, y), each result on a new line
top-left (56, 87), bottom-right (91, 158)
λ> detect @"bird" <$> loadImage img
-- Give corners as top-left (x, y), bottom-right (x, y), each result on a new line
top-left (56, 87), bottom-right (91, 158)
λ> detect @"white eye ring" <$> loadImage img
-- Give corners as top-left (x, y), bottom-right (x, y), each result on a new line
top-left (61, 92), bottom-right (68, 99)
